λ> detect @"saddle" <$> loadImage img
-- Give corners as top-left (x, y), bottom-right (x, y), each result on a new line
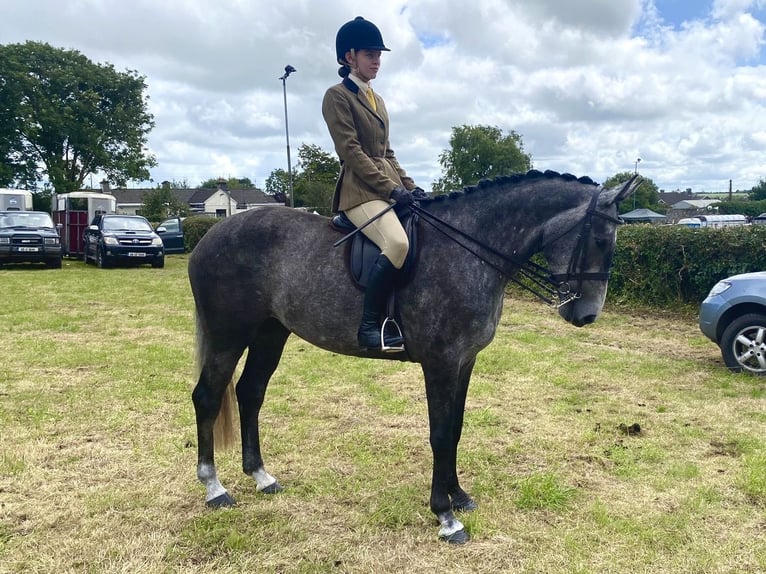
top-left (330, 209), bottom-right (419, 289)
top-left (330, 208), bottom-right (418, 354)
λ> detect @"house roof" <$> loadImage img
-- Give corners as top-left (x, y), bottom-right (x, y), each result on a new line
top-left (621, 208), bottom-right (667, 220)
top-left (671, 199), bottom-right (720, 210)
top-left (656, 191), bottom-right (693, 205)
top-left (90, 187), bottom-right (280, 206)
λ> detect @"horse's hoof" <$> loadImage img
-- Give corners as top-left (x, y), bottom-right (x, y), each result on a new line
top-left (452, 498), bottom-right (478, 513)
top-left (206, 492), bottom-right (237, 508)
top-left (259, 482), bottom-right (283, 495)
top-left (440, 528), bottom-right (470, 544)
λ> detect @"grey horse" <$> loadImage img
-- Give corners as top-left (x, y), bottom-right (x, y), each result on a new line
top-left (189, 170), bottom-right (640, 543)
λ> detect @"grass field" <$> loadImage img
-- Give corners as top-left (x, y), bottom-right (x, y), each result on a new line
top-left (1, 255), bottom-right (765, 573)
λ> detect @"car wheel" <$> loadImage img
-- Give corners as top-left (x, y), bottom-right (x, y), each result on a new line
top-left (720, 313), bottom-right (766, 375)
top-left (46, 258), bottom-right (62, 269)
top-left (151, 256), bottom-right (165, 269)
top-left (96, 248), bottom-right (110, 269)
top-left (83, 245), bottom-right (90, 264)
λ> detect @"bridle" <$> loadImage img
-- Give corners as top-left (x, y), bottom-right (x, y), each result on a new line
top-left (410, 187), bottom-right (623, 307)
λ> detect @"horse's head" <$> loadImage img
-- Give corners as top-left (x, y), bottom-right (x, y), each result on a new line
top-left (543, 176), bottom-right (641, 327)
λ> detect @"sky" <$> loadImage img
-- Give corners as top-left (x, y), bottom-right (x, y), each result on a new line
top-left (2, 0), bottom-right (766, 195)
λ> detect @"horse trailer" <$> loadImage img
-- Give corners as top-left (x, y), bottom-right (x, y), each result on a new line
top-left (0, 189), bottom-right (33, 211)
top-left (52, 192), bottom-right (116, 256)
top-left (677, 214), bottom-right (747, 228)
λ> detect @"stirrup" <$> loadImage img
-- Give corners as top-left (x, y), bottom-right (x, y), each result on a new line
top-left (380, 316), bottom-right (405, 352)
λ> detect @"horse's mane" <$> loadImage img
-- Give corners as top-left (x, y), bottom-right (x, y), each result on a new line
top-left (427, 169), bottom-right (599, 203)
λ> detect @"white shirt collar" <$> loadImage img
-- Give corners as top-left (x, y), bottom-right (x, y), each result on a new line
top-left (348, 73), bottom-right (372, 94)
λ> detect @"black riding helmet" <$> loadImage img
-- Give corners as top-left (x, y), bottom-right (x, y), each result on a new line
top-left (335, 16), bottom-right (390, 64)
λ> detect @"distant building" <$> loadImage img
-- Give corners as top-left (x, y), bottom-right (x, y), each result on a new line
top-left (656, 189), bottom-right (694, 207)
top-left (668, 198), bottom-right (721, 222)
top-left (91, 181), bottom-right (282, 216)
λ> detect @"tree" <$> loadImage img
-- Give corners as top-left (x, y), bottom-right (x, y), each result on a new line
top-left (603, 171), bottom-right (660, 213)
top-left (265, 144), bottom-right (339, 214)
top-left (748, 178), bottom-right (766, 201)
top-left (432, 125), bottom-right (532, 194)
top-left (198, 176), bottom-right (255, 189)
top-left (140, 185), bottom-right (189, 222)
top-left (293, 144), bottom-right (339, 214)
top-left (0, 41), bottom-right (156, 193)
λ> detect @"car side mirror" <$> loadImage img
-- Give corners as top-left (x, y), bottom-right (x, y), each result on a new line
top-left (156, 226), bottom-right (167, 233)
top-left (88, 225), bottom-right (98, 231)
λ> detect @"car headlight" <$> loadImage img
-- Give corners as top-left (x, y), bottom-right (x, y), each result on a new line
top-left (44, 237), bottom-right (60, 245)
top-left (151, 237), bottom-right (163, 246)
top-left (708, 280), bottom-right (732, 297)
top-left (0, 237), bottom-right (9, 244)
top-left (103, 236), bottom-right (119, 246)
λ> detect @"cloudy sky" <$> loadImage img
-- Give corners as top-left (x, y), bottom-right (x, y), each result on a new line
top-left (2, 0), bottom-right (766, 195)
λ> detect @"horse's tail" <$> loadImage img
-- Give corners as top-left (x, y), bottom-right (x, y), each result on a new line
top-left (195, 309), bottom-right (238, 451)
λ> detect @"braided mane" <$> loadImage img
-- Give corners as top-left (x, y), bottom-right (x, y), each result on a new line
top-left (427, 169), bottom-right (599, 203)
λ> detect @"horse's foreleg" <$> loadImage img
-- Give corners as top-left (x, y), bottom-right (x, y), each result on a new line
top-left (447, 357), bottom-right (478, 513)
top-left (237, 319), bottom-right (290, 495)
top-left (423, 360), bottom-right (472, 544)
top-left (192, 350), bottom-right (242, 507)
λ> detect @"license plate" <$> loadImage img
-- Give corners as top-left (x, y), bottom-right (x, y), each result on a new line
top-left (127, 252), bottom-right (146, 257)
top-left (18, 247), bottom-right (39, 252)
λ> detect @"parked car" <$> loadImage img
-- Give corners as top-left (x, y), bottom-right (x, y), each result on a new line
top-left (0, 210), bottom-right (62, 268)
top-left (699, 272), bottom-right (766, 375)
top-left (156, 216), bottom-right (185, 253)
top-left (83, 214), bottom-right (164, 268)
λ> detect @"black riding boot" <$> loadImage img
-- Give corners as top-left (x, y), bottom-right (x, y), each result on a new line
top-left (357, 254), bottom-right (404, 350)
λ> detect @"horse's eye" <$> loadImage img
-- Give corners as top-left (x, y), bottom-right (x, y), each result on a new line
top-left (595, 237), bottom-right (608, 249)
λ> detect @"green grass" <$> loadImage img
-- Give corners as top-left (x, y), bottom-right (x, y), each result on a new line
top-left (2, 255), bottom-right (766, 573)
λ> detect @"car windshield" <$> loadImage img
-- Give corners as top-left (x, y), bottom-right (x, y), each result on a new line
top-left (102, 217), bottom-right (152, 231)
top-left (0, 213), bottom-right (54, 228)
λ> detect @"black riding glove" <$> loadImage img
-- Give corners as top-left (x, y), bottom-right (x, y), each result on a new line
top-left (390, 186), bottom-right (415, 206)
top-left (411, 186), bottom-right (428, 199)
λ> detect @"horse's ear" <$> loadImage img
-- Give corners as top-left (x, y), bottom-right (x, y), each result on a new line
top-left (608, 175), bottom-right (643, 206)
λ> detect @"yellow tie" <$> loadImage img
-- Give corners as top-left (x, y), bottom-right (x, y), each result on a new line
top-left (366, 87), bottom-right (377, 112)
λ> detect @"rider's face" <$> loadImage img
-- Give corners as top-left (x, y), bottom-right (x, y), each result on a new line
top-left (346, 49), bottom-right (381, 83)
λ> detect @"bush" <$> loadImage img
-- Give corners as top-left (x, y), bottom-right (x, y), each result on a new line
top-left (183, 215), bottom-right (220, 251)
top-left (608, 224), bottom-right (766, 307)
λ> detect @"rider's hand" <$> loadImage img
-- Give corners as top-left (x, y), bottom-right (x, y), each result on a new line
top-left (411, 186), bottom-right (428, 200)
top-left (390, 186), bottom-right (415, 206)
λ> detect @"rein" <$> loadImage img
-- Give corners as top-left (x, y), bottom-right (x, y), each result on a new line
top-left (410, 188), bottom-right (622, 307)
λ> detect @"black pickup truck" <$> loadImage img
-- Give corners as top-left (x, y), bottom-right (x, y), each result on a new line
top-left (83, 214), bottom-right (165, 268)
top-left (0, 211), bottom-right (62, 268)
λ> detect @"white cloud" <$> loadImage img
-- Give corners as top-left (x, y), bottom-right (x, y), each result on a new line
top-left (1, 0), bottom-right (765, 194)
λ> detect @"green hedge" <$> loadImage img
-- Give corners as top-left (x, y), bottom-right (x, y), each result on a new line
top-left (183, 215), bottom-right (221, 251)
top-left (608, 224), bottom-right (766, 308)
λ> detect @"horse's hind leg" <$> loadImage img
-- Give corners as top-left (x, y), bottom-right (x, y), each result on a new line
top-left (193, 348), bottom-right (244, 507)
top-left (237, 318), bottom-right (290, 495)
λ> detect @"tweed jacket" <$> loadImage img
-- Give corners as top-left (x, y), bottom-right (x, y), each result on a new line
top-left (322, 77), bottom-right (415, 213)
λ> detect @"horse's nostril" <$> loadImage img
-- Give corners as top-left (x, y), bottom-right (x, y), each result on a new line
top-left (574, 314), bottom-right (597, 327)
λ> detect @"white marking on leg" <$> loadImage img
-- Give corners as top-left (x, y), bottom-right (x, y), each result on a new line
top-left (437, 512), bottom-right (465, 538)
top-left (251, 467), bottom-right (277, 491)
top-left (198, 462), bottom-right (228, 502)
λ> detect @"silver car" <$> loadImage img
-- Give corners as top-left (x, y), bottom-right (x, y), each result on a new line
top-left (699, 271), bottom-right (766, 375)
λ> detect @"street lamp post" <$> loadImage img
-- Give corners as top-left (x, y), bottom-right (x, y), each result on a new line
top-left (633, 157), bottom-right (641, 209)
top-left (279, 65), bottom-right (296, 208)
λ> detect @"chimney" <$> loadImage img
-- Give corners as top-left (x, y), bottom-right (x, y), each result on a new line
top-left (100, 180), bottom-right (111, 194)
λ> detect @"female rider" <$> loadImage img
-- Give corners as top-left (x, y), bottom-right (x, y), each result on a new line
top-left (322, 16), bottom-right (425, 351)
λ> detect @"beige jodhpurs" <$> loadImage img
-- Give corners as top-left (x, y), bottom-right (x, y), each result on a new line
top-left (344, 199), bottom-right (409, 269)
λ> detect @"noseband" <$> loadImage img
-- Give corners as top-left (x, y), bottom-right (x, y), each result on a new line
top-left (411, 187), bottom-right (622, 307)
